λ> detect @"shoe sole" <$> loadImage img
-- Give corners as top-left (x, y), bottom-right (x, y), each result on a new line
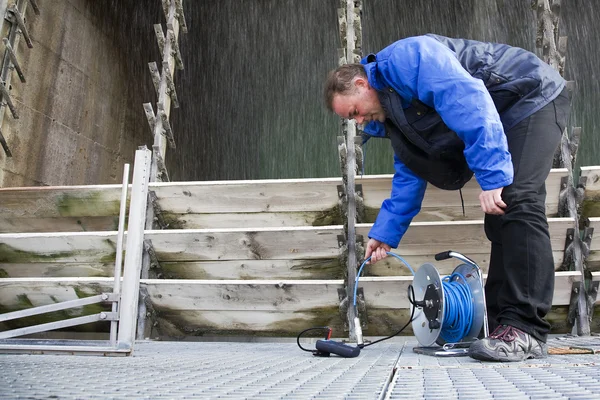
top-left (469, 349), bottom-right (546, 362)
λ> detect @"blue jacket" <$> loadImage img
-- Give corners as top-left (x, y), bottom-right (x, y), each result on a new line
top-left (362, 34), bottom-right (566, 248)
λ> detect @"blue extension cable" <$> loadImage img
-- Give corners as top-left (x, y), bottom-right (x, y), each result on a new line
top-left (353, 252), bottom-right (474, 343)
top-left (440, 272), bottom-right (474, 343)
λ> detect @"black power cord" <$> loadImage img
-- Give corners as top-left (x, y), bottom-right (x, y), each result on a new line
top-left (362, 285), bottom-right (417, 348)
top-left (297, 327), bottom-right (332, 354)
top-left (296, 286), bottom-right (418, 355)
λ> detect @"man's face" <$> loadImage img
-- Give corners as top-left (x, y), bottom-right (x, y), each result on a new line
top-left (331, 77), bottom-right (386, 125)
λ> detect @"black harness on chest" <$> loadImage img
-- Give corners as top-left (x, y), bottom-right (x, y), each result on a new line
top-left (376, 87), bottom-right (473, 190)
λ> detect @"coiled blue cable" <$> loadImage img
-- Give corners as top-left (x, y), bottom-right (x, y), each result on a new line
top-left (353, 253), bottom-right (475, 343)
top-left (440, 272), bottom-right (474, 343)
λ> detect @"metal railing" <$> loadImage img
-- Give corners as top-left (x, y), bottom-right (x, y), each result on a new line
top-left (0, 148), bottom-right (152, 355)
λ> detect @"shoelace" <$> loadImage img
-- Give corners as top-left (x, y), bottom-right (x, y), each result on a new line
top-left (490, 325), bottom-right (520, 342)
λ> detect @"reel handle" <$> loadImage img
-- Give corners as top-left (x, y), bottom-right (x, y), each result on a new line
top-left (434, 251), bottom-right (452, 261)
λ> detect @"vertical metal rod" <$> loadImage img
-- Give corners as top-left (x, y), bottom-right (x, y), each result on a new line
top-left (117, 149), bottom-right (151, 351)
top-left (110, 163), bottom-right (130, 346)
top-left (3, 38), bottom-right (26, 83)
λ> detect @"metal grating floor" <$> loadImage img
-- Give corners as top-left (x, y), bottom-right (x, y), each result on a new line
top-left (1, 336), bottom-right (599, 399)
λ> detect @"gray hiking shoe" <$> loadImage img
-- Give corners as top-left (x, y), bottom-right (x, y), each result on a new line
top-left (469, 324), bottom-right (548, 362)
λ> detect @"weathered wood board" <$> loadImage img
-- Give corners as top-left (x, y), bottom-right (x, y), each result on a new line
top-left (142, 272), bottom-right (579, 337)
top-left (0, 169), bottom-right (568, 232)
top-left (0, 185), bottom-right (125, 233)
top-left (0, 232), bottom-right (120, 264)
top-left (0, 216), bottom-right (120, 233)
top-left (358, 169), bottom-right (566, 220)
top-left (142, 279), bottom-right (344, 311)
top-left (159, 259), bottom-right (344, 280)
top-left (358, 218), bottom-right (572, 274)
top-left (144, 226), bottom-right (344, 261)
top-left (0, 262), bottom-right (115, 278)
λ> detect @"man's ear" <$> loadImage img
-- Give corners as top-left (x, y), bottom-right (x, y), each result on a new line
top-left (353, 76), bottom-right (369, 89)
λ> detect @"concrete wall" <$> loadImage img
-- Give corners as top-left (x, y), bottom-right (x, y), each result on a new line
top-left (0, 0), bottom-right (152, 187)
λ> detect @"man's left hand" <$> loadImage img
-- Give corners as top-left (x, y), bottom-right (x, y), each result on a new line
top-left (479, 187), bottom-right (506, 215)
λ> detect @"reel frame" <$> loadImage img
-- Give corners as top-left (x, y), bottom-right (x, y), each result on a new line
top-left (411, 251), bottom-right (489, 356)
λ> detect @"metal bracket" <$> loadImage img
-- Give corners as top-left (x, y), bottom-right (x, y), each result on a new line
top-left (28, 0), bottom-right (40, 15)
top-left (0, 79), bottom-right (18, 118)
top-left (337, 234), bottom-right (347, 250)
top-left (167, 23), bottom-right (183, 70)
top-left (161, 0), bottom-right (171, 19)
top-left (567, 280), bottom-right (584, 326)
top-left (337, 135), bottom-right (347, 174)
top-left (589, 280), bottom-right (599, 319)
top-left (2, 38), bottom-right (25, 82)
top-left (557, 175), bottom-right (569, 217)
top-left (152, 144), bottom-right (170, 182)
top-left (337, 288), bottom-right (367, 326)
top-left (8, 4), bottom-right (33, 48)
top-left (143, 238), bottom-right (163, 276)
top-left (147, 192), bottom-right (168, 230)
top-left (0, 127), bottom-right (11, 157)
top-left (162, 60), bottom-right (179, 108)
top-left (582, 226), bottom-right (594, 260)
top-left (162, 0), bottom-right (188, 34)
top-left (174, 0), bottom-right (188, 33)
top-left (148, 62), bottom-right (161, 97)
top-left (559, 228), bottom-right (575, 271)
top-left (143, 102), bottom-right (156, 134)
top-left (157, 102), bottom-right (176, 149)
top-left (154, 24), bottom-right (165, 54)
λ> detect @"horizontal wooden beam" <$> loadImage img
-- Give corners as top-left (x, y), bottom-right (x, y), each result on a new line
top-left (0, 219), bottom-right (573, 268)
top-left (142, 279), bottom-right (344, 311)
top-left (145, 226), bottom-right (343, 261)
top-left (0, 169), bottom-right (569, 232)
top-left (0, 262), bottom-right (115, 278)
top-left (0, 232), bottom-right (120, 263)
top-left (359, 169), bottom-right (566, 218)
top-left (360, 218), bottom-right (572, 272)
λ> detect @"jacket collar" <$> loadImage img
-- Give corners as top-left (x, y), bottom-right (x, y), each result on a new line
top-left (361, 53), bottom-right (386, 91)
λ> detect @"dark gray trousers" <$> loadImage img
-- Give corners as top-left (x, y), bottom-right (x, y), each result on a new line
top-left (484, 87), bottom-right (570, 343)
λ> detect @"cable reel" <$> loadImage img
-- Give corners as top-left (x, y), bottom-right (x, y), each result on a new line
top-left (411, 251), bottom-right (489, 357)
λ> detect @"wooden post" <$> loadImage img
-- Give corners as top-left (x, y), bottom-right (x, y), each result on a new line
top-left (536, 0), bottom-right (590, 335)
top-left (137, 0), bottom-right (188, 339)
top-left (337, 0), bottom-right (363, 341)
top-left (146, 0), bottom-right (187, 183)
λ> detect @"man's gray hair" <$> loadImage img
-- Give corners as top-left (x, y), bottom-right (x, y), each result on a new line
top-left (323, 63), bottom-right (367, 112)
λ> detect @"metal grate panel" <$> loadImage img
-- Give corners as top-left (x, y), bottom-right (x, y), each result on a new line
top-left (0, 341), bottom-right (402, 399)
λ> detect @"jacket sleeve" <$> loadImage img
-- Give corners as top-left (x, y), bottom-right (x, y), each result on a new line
top-left (369, 155), bottom-right (426, 248)
top-left (380, 36), bottom-right (513, 190)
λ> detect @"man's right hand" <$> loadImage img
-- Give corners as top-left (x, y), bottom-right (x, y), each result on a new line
top-left (364, 238), bottom-right (391, 264)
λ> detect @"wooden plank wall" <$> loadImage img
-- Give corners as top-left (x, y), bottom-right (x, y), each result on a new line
top-left (0, 167), bottom-right (595, 338)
